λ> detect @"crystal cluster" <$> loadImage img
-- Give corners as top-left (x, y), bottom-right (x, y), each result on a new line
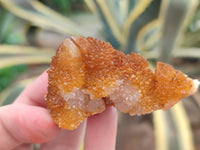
top-left (46, 36), bottom-right (199, 130)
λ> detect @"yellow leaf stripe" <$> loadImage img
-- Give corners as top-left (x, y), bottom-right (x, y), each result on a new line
top-left (153, 111), bottom-right (169, 150)
top-left (175, 0), bottom-right (198, 47)
top-left (140, 47), bottom-right (200, 59)
top-left (85, 0), bottom-right (98, 15)
top-left (96, 0), bottom-right (121, 43)
top-left (171, 102), bottom-right (194, 150)
top-left (122, 0), bottom-right (153, 45)
top-left (31, 1), bottom-right (78, 27)
top-left (0, 0), bottom-right (86, 36)
top-left (119, 0), bottom-right (129, 24)
top-left (0, 56), bottom-right (51, 69)
top-left (0, 45), bottom-right (54, 55)
top-left (137, 19), bottom-right (160, 54)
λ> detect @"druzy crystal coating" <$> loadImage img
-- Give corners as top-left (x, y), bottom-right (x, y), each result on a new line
top-left (46, 36), bottom-right (198, 130)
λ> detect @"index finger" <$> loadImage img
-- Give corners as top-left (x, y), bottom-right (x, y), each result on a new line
top-left (84, 106), bottom-right (118, 150)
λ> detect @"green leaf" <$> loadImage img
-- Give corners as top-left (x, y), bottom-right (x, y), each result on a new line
top-left (122, 0), bottom-right (161, 53)
top-left (128, 0), bottom-right (136, 14)
top-left (0, 65), bottom-right (28, 91)
top-left (0, 77), bottom-right (35, 105)
top-left (0, 0), bottom-right (89, 36)
top-left (158, 0), bottom-right (198, 63)
top-left (136, 19), bottom-right (160, 56)
top-left (153, 102), bottom-right (195, 150)
top-left (92, 0), bottom-right (121, 48)
top-left (0, 8), bottom-right (24, 44)
top-left (1, 85), bottom-right (24, 105)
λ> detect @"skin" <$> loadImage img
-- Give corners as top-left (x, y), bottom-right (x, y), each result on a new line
top-left (0, 71), bottom-right (117, 150)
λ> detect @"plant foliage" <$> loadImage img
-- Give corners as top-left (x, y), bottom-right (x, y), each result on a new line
top-left (0, 0), bottom-right (200, 150)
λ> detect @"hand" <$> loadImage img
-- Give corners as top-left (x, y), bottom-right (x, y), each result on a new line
top-left (0, 71), bottom-right (117, 150)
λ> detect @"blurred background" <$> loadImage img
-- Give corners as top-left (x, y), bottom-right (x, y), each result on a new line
top-left (0, 0), bottom-right (200, 150)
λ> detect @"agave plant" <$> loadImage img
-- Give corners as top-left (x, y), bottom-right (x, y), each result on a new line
top-left (0, 0), bottom-right (200, 150)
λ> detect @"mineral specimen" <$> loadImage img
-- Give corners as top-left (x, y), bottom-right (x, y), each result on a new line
top-left (46, 36), bottom-right (199, 130)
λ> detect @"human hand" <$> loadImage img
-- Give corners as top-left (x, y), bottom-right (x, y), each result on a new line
top-left (0, 71), bottom-right (117, 150)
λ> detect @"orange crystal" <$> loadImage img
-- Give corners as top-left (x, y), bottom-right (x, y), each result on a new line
top-left (46, 36), bottom-right (199, 130)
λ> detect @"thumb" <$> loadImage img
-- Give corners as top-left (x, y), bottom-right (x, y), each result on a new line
top-left (0, 103), bottom-right (60, 150)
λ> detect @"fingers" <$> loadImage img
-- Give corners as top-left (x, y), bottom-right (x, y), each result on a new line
top-left (40, 121), bottom-right (86, 150)
top-left (0, 103), bottom-right (60, 150)
top-left (84, 106), bottom-right (118, 150)
top-left (8, 71), bottom-right (118, 150)
top-left (12, 144), bottom-right (32, 150)
top-left (15, 71), bottom-right (48, 107)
